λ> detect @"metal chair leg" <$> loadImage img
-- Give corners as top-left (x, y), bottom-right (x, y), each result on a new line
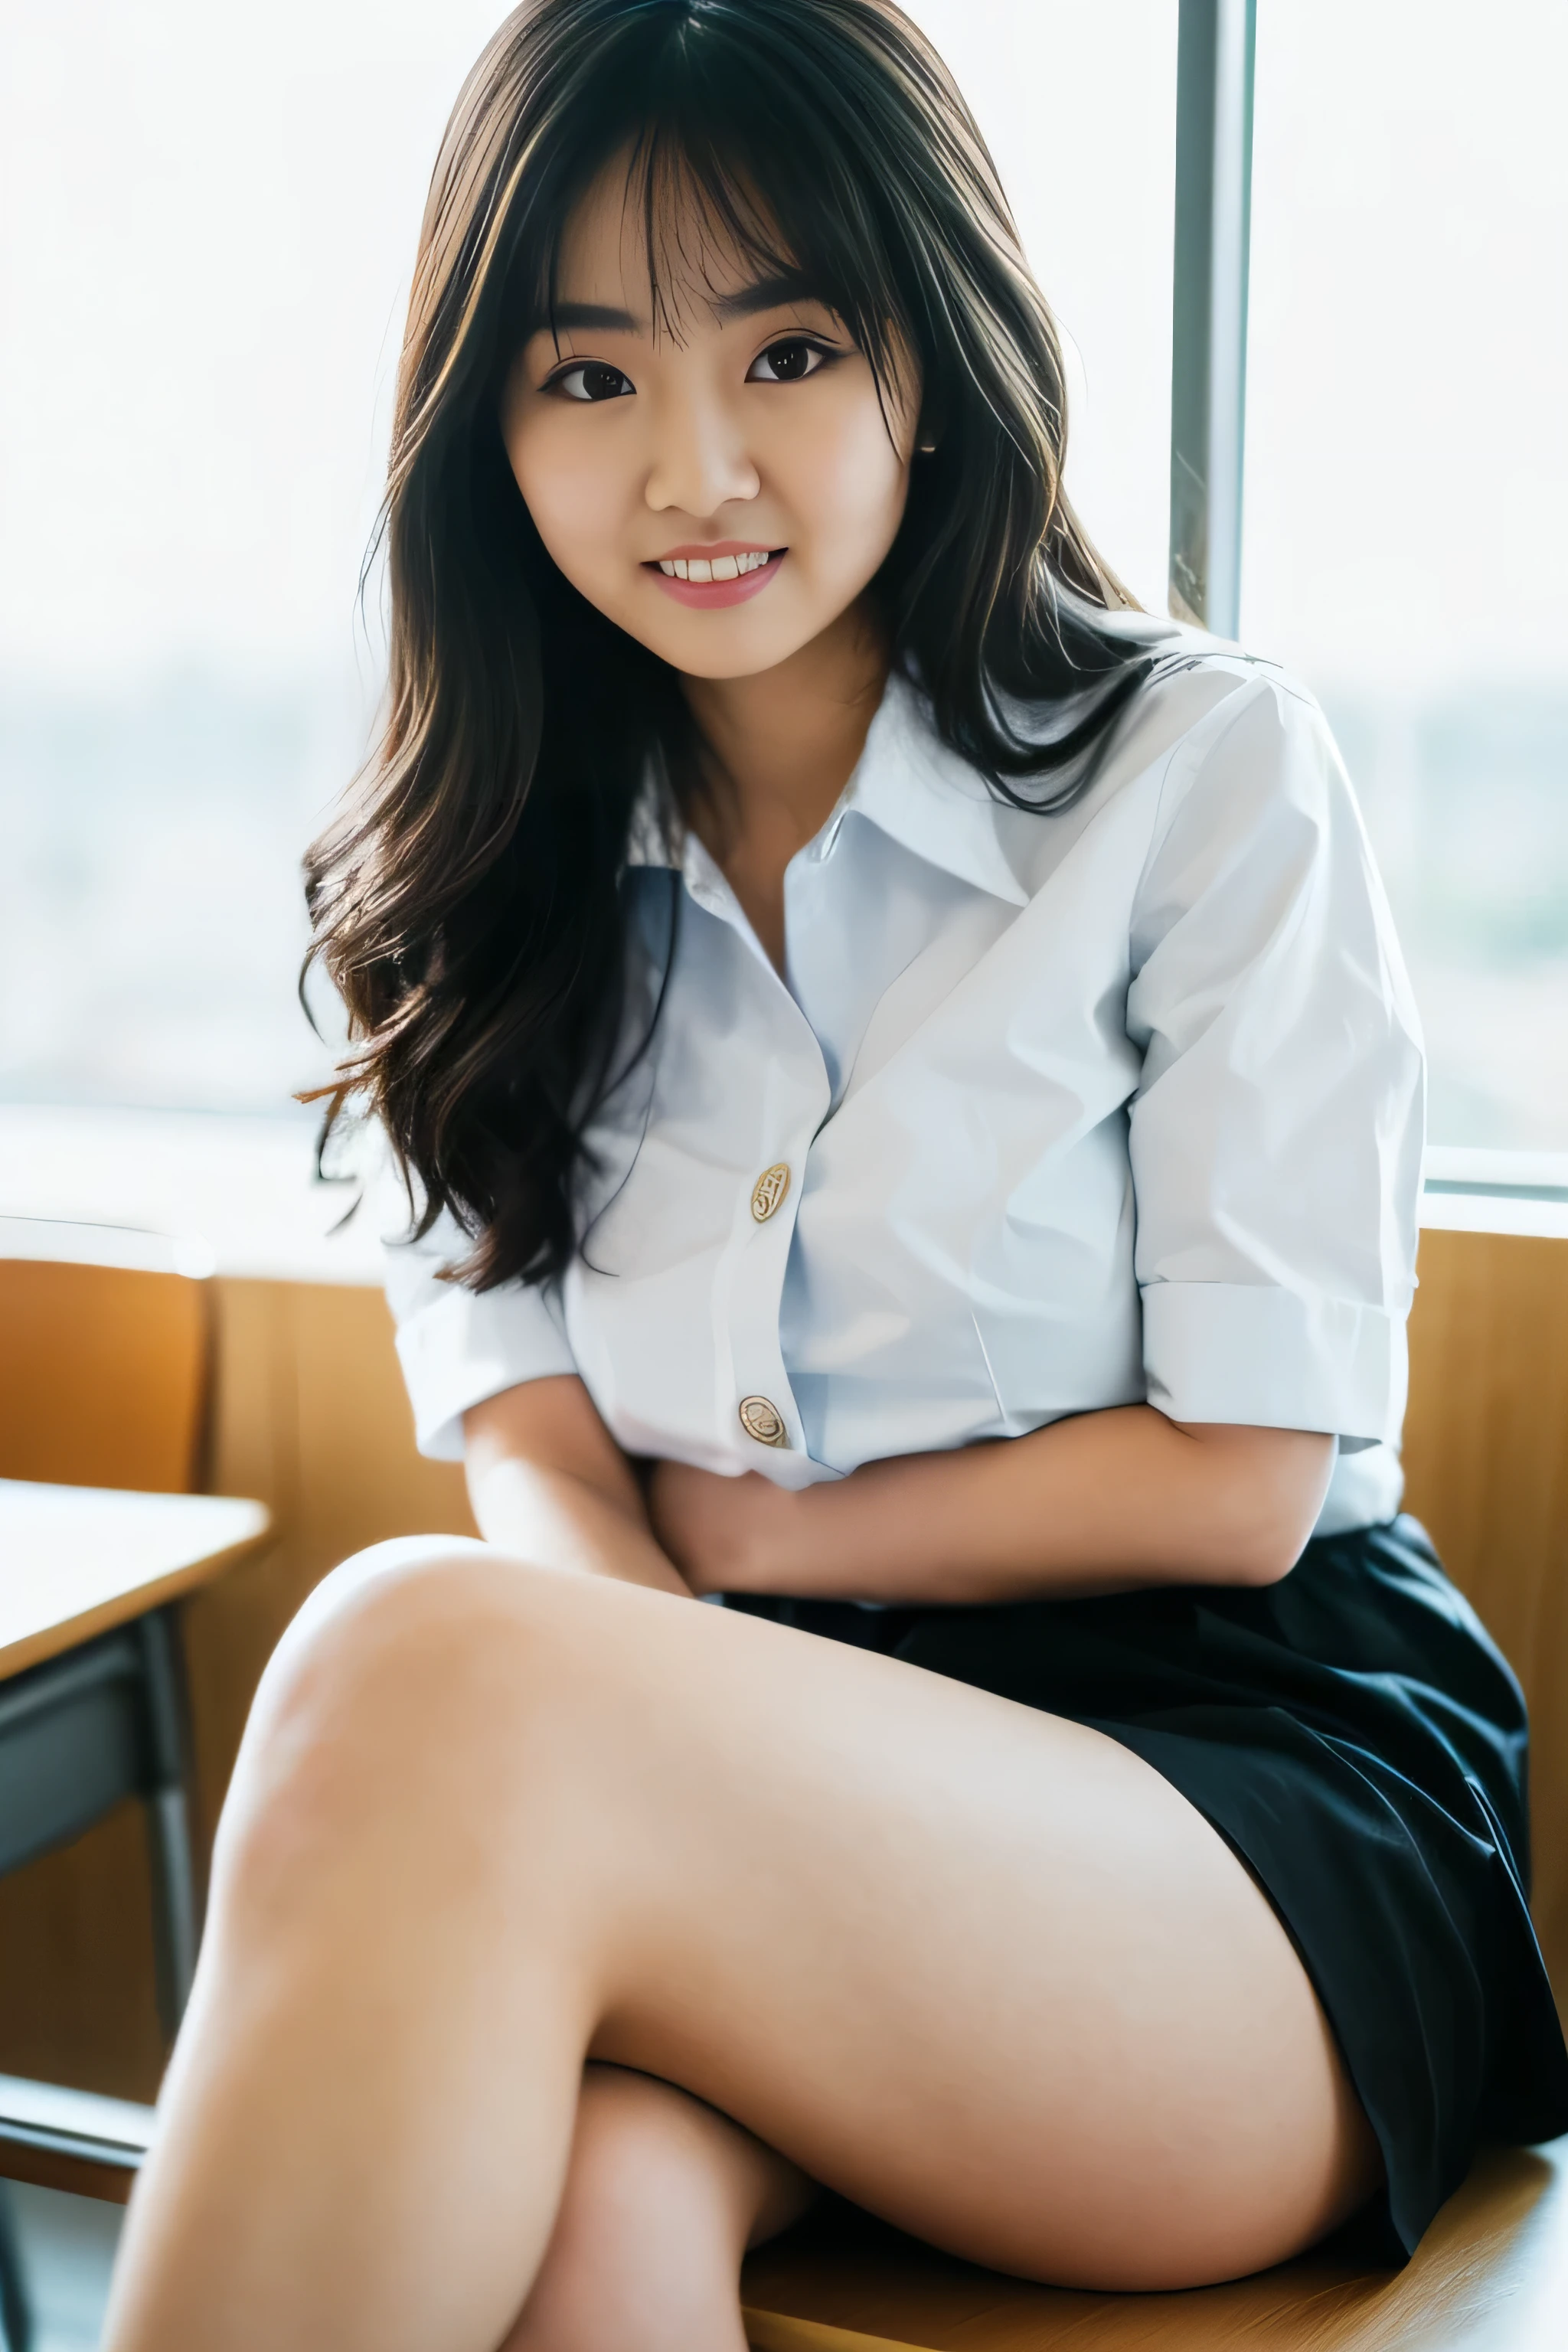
top-left (0, 2183), bottom-right (31, 2352)
top-left (135, 1609), bottom-right (204, 2037)
top-left (145, 1785), bottom-right (201, 2033)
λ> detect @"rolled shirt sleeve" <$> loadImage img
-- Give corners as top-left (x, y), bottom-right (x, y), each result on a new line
top-left (379, 1174), bottom-right (577, 1461)
top-left (1126, 671), bottom-right (1425, 1445)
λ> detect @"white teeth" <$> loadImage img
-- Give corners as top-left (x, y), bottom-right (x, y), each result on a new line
top-left (655, 550), bottom-right (774, 582)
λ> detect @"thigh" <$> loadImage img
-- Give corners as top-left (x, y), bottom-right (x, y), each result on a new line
top-left (400, 1558), bottom-right (1379, 2291)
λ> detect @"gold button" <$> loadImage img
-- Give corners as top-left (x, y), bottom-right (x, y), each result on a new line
top-left (738, 1395), bottom-right (789, 1447)
top-left (750, 1163), bottom-right (791, 1223)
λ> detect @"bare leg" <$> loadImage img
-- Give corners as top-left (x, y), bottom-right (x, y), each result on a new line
top-left (102, 1540), bottom-right (1380, 2350)
top-left (501, 2065), bottom-right (813, 2352)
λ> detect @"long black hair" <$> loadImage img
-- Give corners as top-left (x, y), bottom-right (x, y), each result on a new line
top-left (305, 0), bottom-right (1167, 1290)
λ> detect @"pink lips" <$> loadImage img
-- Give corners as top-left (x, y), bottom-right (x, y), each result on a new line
top-left (645, 547), bottom-right (786, 608)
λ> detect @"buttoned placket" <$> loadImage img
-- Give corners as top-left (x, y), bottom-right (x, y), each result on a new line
top-left (678, 831), bottom-right (837, 1483)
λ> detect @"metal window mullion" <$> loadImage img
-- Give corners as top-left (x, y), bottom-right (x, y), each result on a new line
top-left (1170, 0), bottom-right (1257, 638)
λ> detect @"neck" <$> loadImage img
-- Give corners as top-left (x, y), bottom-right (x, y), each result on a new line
top-left (680, 598), bottom-right (890, 860)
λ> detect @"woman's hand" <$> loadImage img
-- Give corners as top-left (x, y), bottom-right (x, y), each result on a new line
top-left (646, 1462), bottom-right (805, 1596)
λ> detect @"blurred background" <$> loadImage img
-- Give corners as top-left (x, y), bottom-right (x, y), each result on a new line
top-left (2, 0), bottom-right (1565, 1146)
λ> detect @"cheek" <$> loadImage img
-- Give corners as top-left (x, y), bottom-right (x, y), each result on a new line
top-left (782, 394), bottom-right (910, 572)
top-left (505, 419), bottom-right (626, 591)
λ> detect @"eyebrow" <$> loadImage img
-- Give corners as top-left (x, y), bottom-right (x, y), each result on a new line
top-left (546, 273), bottom-right (832, 338)
top-left (713, 271), bottom-right (828, 322)
top-left (549, 302), bottom-right (640, 332)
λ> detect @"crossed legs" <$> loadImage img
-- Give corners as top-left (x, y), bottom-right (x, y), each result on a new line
top-left (101, 1539), bottom-right (1379, 2350)
top-left (500, 2065), bottom-right (811, 2352)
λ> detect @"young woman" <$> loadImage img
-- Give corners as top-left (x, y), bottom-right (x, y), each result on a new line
top-left (103, 2), bottom-right (1568, 2344)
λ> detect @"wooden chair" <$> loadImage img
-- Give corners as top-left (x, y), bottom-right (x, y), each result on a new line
top-left (0, 1220), bottom-right (266, 2302)
top-left (0, 1222), bottom-right (213, 1497)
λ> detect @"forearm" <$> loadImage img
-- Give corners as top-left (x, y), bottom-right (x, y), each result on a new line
top-left (467, 1455), bottom-right (693, 1596)
top-left (658, 1408), bottom-right (1335, 1606)
top-left (465, 1380), bottom-right (693, 1598)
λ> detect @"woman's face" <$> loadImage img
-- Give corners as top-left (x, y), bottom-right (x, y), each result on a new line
top-left (500, 159), bottom-right (920, 680)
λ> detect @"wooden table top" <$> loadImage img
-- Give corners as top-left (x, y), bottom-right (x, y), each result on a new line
top-left (0, 1479), bottom-right (270, 1679)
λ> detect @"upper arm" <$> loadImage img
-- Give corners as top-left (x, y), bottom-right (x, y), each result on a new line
top-left (1127, 677), bottom-right (1424, 1454)
top-left (1170, 1420), bottom-right (1337, 1585)
top-left (377, 1165), bottom-right (580, 1462)
top-left (374, 1147), bottom-right (645, 1531)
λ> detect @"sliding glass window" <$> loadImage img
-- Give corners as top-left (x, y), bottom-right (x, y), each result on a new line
top-left (1243, 0), bottom-right (1568, 1152)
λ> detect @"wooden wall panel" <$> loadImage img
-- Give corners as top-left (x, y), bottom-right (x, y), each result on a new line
top-left (1401, 1227), bottom-right (1568, 2011)
top-left (0, 1808), bottom-right (165, 2101)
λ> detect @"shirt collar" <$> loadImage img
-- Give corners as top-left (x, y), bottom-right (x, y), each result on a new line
top-left (621, 669), bottom-right (1030, 910)
top-left (820, 671), bottom-right (1028, 906)
top-left (621, 763), bottom-right (737, 914)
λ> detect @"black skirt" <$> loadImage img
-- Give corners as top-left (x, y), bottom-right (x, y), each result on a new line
top-left (727, 1516), bottom-right (1568, 2258)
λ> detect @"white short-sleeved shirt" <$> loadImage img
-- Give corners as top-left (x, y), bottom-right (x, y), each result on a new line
top-left (384, 645), bottom-right (1425, 1538)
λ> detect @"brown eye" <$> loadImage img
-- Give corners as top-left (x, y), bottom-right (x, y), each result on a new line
top-left (555, 361), bottom-right (633, 402)
top-left (747, 338), bottom-right (827, 384)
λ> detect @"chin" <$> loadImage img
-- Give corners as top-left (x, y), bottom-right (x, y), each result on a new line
top-left (646, 619), bottom-right (825, 681)
top-left (670, 642), bottom-right (805, 681)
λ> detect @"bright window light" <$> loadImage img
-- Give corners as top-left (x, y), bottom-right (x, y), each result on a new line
top-left (1243, 0), bottom-right (1568, 1149)
top-left (0, 1), bottom-right (1176, 1118)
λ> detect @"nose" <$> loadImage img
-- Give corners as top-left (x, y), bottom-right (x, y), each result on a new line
top-left (644, 381), bottom-right (760, 522)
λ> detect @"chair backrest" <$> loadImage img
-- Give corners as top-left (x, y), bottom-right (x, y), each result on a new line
top-left (0, 1220), bottom-right (212, 1494)
top-left (1402, 1224), bottom-right (1568, 2018)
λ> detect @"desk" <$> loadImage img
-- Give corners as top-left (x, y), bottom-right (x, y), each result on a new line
top-left (0, 1478), bottom-right (270, 2069)
top-left (0, 1481), bottom-right (270, 1680)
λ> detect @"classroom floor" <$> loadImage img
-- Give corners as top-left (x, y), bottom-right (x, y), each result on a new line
top-left (0, 2184), bottom-right (122, 2350)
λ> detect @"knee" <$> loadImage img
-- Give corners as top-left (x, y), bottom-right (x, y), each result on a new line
top-left (276, 1532), bottom-right (497, 1679)
top-left (508, 2069), bottom-right (762, 2352)
top-left (212, 1536), bottom-right (581, 1909)
top-left (566, 2070), bottom-right (744, 2236)
top-left (262, 1532), bottom-right (517, 1733)
top-left (546, 2070), bottom-right (812, 2285)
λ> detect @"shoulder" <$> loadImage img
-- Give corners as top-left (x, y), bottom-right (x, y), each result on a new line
top-left (1071, 635), bottom-right (1360, 890)
top-left (959, 626), bottom-right (1346, 906)
top-left (983, 613), bottom-right (1338, 822)
top-left (1118, 632), bottom-right (1334, 796)
top-left (1119, 642), bottom-right (1406, 990)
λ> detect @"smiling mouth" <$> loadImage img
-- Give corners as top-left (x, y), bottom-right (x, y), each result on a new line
top-left (654, 549), bottom-right (776, 583)
top-left (645, 547), bottom-right (787, 606)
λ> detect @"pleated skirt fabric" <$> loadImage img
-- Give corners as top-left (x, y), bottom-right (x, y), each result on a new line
top-left (727, 1516), bottom-right (1568, 2258)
